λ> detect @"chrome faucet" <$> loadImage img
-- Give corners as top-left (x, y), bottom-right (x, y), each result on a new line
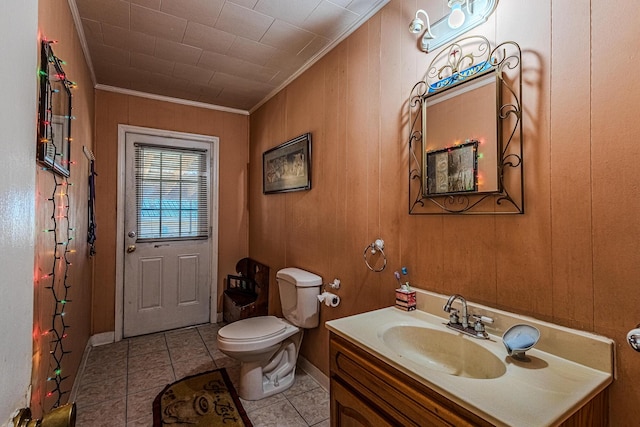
top-left (443, 294), bottom-right (493, 339)
top-left (443, 294), bottom-right (469, 328)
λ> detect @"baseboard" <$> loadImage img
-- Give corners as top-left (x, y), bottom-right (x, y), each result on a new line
top-left (297, 355), bottom-right (329, 392)
top-left (69, 332), bottom-right (115, 402)
top-left (89, 331), bottom-right (115, 347)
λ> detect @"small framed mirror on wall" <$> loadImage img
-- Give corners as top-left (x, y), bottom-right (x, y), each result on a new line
top-left (408, 35), bottom-right (523, 214)
top-left (37, 40), bottom-right (72, 177)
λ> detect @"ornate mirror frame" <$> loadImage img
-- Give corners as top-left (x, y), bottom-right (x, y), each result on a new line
top-left (408, 36), bottom-right (523, 214)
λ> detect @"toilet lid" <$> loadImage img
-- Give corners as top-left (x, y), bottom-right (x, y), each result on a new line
top-left (218, 316), bottom-right (287, 341)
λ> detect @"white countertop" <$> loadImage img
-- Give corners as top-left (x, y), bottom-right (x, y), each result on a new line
top-left (325, 291), bottom-right (614, 427)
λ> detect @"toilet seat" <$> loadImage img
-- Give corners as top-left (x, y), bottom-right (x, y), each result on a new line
top-left (219, 316), bottom-right (286, 341)
top-left (217, 316), bottom-right (299, 353)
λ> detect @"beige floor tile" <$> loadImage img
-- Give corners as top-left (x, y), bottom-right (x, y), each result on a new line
top-left (283, 370), bottom-right (320, 398)
top-left (128, 349), bottom-right (171, 374)
top-left (288, 387), bottom-right (330, 426)
top-left (168, 343), bottom-right (210, 364)
top-left (75, 396), bottom-right (126, 426)
top-left (165, 328), bottom-right (203, 349)
top-left (248, 400), bottom-right (308, 427)
top-left (128, 333), bottom-right (167, 357)
top-left (127, 363), bottom-right (175, 394)
top-left (76, 375), bottom-right (127, 409)
top-left (126, 385), bottom-right (164, 421)
top-left (172, 357), bottom-right (216, 379)
top-left (240, 392), bottom-right (286, 413)
top-left (80, 357), bottom-right (127, 386)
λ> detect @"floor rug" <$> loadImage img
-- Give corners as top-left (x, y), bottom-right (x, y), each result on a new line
top-left (153, 368), bottom-right (252, 426)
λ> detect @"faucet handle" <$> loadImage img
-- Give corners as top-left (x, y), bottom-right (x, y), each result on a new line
top-left (472, 314), bottom-right (494, 325)
top-left (448, 308), bottom-right (460, 325)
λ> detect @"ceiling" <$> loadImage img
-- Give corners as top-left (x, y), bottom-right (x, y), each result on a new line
top-left (70, 0), bottom-right (390, 113)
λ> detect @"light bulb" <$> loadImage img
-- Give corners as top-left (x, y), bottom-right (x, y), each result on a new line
top-left (448, 4), bottom-right (465, 29)
top-left (409, 17), bottom-right (424, 34)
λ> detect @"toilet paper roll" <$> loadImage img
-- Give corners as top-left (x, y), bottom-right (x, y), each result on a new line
top-left (318, 291), bottom-right (341, 307)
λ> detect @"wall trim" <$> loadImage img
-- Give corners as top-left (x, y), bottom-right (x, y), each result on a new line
top-left (96, 84), bottom-right (249, 116)
top-left (298, 355), bottom-right (329, 392)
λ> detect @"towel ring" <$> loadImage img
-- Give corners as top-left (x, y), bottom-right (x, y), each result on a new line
top-left (363, 239), bottom-right (387, 272)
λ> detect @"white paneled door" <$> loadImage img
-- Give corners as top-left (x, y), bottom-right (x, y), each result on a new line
top-left (123, 131), bottom-right (214, 337)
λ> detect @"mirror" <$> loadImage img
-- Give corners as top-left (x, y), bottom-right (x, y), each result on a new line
top-left (38, 41), bottom-right (72, 177)
top-left (408, 36), bottom-right (523, 214)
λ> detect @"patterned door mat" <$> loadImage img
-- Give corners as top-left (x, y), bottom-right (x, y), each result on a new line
top-left (153, 368), bottom-right (252, 426)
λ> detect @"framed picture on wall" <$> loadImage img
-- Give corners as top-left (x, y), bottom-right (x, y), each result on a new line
top-left (263, 133), bottom-right (312, 194)
top-left (37, 40), bottom-right (72, 177)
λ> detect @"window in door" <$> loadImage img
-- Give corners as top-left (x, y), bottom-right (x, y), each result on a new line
top-left (135, 144), bottom-right (209, 241)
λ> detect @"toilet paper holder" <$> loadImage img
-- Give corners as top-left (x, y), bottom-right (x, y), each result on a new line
top-left (628, 323), bottom-right (640, 352)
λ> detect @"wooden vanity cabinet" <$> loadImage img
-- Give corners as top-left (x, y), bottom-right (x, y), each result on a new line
top-left (329, 333), bottom-right (609, 427)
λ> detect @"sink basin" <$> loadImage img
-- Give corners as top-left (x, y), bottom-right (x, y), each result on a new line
top-left (380, 325), bottom-right (507, 379)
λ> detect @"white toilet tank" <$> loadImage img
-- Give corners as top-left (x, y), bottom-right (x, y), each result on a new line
top-left (276, 267), bottom-right (322, 328)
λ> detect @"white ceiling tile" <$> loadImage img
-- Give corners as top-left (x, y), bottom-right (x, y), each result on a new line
top-left (145, 72), bottom-right (191, 90)
top-left (296, 35), bottom-right (330, 62)
top-left (260, 20), bottom-right (315, 54)
top-left (227, 0), bottom-right (259, 8)
top-left (183, 22), bottom-right (236, 54)
top-left (198, 51), bottom-right (279, 83)
top-left (227, 37), bottom-right (278, 66)
top-left (186, 82), bottom-right (224, 98)
top-left (264, 47), bottom-right (308, 71)
top-left (75, 0), bottom-right (130, 29)
top-left (345, 0), bottom-right (381, 15)
top-left (131, 0), bottom-right (160, 10)
top-left (93, 61), bottom-right (132, 88)
top-left (213, 2), bottom-right (274, 41)
top-left (130, 52), bottom-right (175, 75)
top-left (327, 0), bottom-right (352, 8)
top-left (160, 0), bottom-right (225, 27)
top-left (172, 63), bottom-right (215, 85)
top-left (304, 1), bottom-right (359, 39)
top-left (86, 42), bottom-right (130, 67)
top-left (154, 38), bottom-right (202, 65)
top-left (130, 4), bottom-right (188, 42)
top-left (209, 71), bottom-right (277, 94)
top-left (81, 18), bottom-right (103, 44)
top-left (254, 0), bottom-right (322, 27)
top-left (102, 24), bottom-right (156, 55)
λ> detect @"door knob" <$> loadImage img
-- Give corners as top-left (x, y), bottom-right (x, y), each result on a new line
top-left (127, 245), bottom-right (136, 253)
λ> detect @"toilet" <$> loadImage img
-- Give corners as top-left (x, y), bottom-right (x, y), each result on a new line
top-left (217, 267), bottom-right (322, 400)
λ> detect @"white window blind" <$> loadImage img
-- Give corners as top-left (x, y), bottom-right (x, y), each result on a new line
top-left (135, 144), bottom-right (209, 240)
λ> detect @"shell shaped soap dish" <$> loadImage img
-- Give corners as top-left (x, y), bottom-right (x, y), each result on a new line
top-left (502, 324), bottom-right (540, 360)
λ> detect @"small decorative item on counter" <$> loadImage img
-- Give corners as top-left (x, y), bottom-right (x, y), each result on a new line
top-left (395, 287), bottom-right (416, 311)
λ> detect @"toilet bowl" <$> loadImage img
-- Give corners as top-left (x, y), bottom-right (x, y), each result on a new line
top-left (217, 267), bottom-right (322, 400)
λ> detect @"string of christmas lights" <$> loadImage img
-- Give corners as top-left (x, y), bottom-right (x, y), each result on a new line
top-left (39, 39), bottom-right (76, 409)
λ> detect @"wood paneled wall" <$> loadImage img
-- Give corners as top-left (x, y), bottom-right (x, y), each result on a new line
top-left (249, 0), bottom-right (640, 423)
top-left (32, 0), bottom-right (95, 417)
top-left (92, 92), bottom-right (249, 333)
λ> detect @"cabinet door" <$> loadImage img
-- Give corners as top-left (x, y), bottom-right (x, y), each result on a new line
top-left (331, 379), bottom-right (395, 427)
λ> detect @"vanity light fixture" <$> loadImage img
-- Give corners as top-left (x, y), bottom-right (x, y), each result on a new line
top-left (409, 0), bottom-right (498, 53)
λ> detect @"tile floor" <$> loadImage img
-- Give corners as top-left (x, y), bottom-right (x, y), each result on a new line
top-left (74, 323), bottom-right (330, 426)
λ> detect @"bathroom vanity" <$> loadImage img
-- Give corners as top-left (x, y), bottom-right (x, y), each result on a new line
top-left (326, 290), bottom-right (614, 427)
